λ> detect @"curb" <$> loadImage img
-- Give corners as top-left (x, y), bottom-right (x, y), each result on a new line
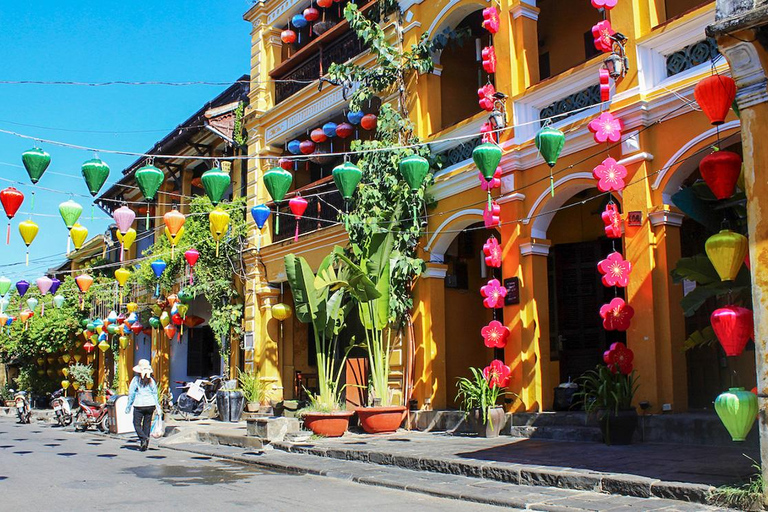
top-left (270, 441), bottom-right (714, 506)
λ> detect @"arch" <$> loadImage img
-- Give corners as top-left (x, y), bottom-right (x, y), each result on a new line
top-left (653, 120), bottom-right (740, 204)
top-left (524, 172), bottom-right (600, 238)
top-left (425, 208), bottom-right (485, 262)
top-left (427, 0), bottom-right (486, 44)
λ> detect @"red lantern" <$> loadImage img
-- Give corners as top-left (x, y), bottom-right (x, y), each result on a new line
top-left (289, 195), bottom-right (309, 242)
top-left (304, 7), bottom-right (319, 21)
top-left (0, 187), bottom-right (24, 245)
top-left (318, 0), bottom-right (332, 6)
top-left (281, 29), bottom-right (297, 44)
top-left (172, 313), bottom-right (183, 326)
top-left (694, 75), bottom-right (736, 126)
top-left (599, 68), bottom-right (611, 102)
top-left (361, 114), bottom-right (378, 131)
top-left (711, 306), bottom-right (754, 357)
top-left (310, 128), bottom-right (327, 143)
top-left (300, 140), bottom-right (316, 155)
top-left (699, 150), bottom-right (742, 200)
top-left (335, 122), bottom-right (354, 139)
top-left (278, 158), bottom-right (293, 171)
top-left (482, 46), bottom-right (497, 74)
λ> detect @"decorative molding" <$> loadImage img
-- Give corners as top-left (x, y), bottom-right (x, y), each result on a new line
top-left (264, 86), bottom-right (350, 145)
top-left (511, 3), bottom-right (539, 20)
top-left (403, 21), bottom-right (422, 34)
top-left (523, 171), bottom-right (595, 226)
top-left (427, 0), bottom-right (486, 39)
top-left (429, 166), bottom-right (480, 201)
top-left (498, 193), bottom-right (526, 204)
top-left (399, 0), bottom-right (426, 13)
top-left (649, 210), bottom-right (685, 227)
top-left (617, 152), bottom-right (654, 167)
top-left (720, 41), bottom-right (768, 109)
top-left (520, 242), bottom-right (551, 257)
top-left (425, 209), bottom-right (485, 262)
top-left (422, 264), bottom-right (448, 279)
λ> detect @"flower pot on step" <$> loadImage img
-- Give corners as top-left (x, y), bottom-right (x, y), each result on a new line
top-left (598, 409), bottom-right (638, 445)
top-left (246, 402), bottom-right (260, 413)
top-left (356, 406), bottom-right (407, 434)
top-left (468, 406), bottom-right (506, 437)
top-left (303, 411), bottom-right (354, 437)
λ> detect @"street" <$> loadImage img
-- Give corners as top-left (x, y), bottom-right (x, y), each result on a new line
top-left (0, 417), bottom-right (511, 511)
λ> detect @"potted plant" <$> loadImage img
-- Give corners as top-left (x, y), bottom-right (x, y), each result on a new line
top-left (68, 363), bottom-right (94, 403)
top-left (455, 361), bottom-right (512, 438)
top-left (238, 367), bottom-right (271, 413)
top-left (334, 232), bottom-right (407, 434)
top-left (1, 383), bottom-right (14, 407)
top-left (285, 252), bottom-right (354, 437)
top-left (576, 342), bottom-right (639, 445)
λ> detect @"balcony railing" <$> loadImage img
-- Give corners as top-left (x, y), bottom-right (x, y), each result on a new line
top-left (539, 84), bottom-right (601, 125)
top-left (273, 180), bottom-right (345, 243)
top-left (274, 30), bottom-right (365, 105)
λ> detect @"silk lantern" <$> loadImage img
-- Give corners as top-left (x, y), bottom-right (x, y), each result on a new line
top-left (323, 122), bottom-right (337, 150)
top-left (98, 339), bottom-right (110, 353)
top-left (361, 114), bottom-right (377, 131)
top-left (711, 306), bottom-right (754, 357)
top-left (135, 164), bottom-right (164, 228)
top-left (281, 29), bottom-right (297, 44)
top-left (287, 140), bottom-right (302, 155)
top-left (16, 280), bottom-right (29, 298)
top-left (115, 268), bottom-right (130, 304)
top-left (291, 13), bottom-right (307, 28)
top-left (26, 297), bottom-right (38, 313)
top-left (150, 260), bottom-right (166, 297)
top-left (318, 0), bottom-right (332, 7)
top-left (399, 155), bottom-right (429, 222)
top-left (119, 336), bottom-right (130, 350)
top-left (332, 162), bottom-right (362, 219)
top-left (715, 387), bottom-right (757, 441)
top-left (347, 110), bottom-right (364, 125)
top-left (70, 224), bottom-right (88, 251)
top-left (22, 147), bottom-right (51, 184)
top-left (201, 166), bottom-right (231, 206)
top-left (18, 219), bottom-right (38, 266)
top-left (706, 229), bottom-right (748, 281)
top-left (209, 208), bottom-right (230, 257)
top-left (0, 276), bottom-right (10, 297)
top-left (535, 126), bottom-right (565, 197)
top-left (335, 122), bottom-right (353, 139)
top-left (694, 74), bottom-right (737, 126)
top-left (0, 187), bottom-right (23, 245)
top-left (53, 295), bottom-right (65, 309)
top-left (164, 209), bottom-right (185, 258)
top-left (263, 167), bottom-right (293, 234)
top-left (251, 204), bottom-right (271, 252)
top-left (299, 140), bottom-right (315, 155)
top-left (116, 228), bottom-right (136, 254)
top-left (473, 143), bottom-right (503, 209)
top-left (310, 128), bottom-right (327, 144)
top-left (58, 200), bottom-right (82, 230)
top-left (49, 277), bottom-right (60, 295)
top-left (81, 158), bottom-right (110, 196)
top-left (36, 276), bottom-right (52, 315)
top-left (164, 324), bottom-right (177, 340)
top-left (184, 248), bottom-right (199, 285)
top-left (289, 196), bottom-right (308, 242)
top-left (700, 151), bottom-right (742, 200)
top-left (278, 158), bottom-right (293, 171)
top-left (271, 303), bottom-right (293, 321)
top-left (304, 6), bottom-right (319, 21)
top-left (0, 298), bottom-right (8, 315)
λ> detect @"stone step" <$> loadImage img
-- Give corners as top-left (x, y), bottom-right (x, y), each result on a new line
top-left (507, 425), bottom-right (603, 443)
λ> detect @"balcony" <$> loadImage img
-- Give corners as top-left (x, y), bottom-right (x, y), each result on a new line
top-left (272, 178), bottom-right (345, 243)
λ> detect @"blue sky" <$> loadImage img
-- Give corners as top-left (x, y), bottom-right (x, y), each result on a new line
top-left (0, 1), bottom-right (252, 281)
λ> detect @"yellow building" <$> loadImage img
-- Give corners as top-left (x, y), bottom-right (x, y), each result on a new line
top-left (243, 0), bottom-right (752, 414)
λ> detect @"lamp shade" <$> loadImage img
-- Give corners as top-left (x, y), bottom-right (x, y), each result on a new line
top-left (263, 168), bottom-right (293, 203)
top-left (22, 147), bottom-right (51, 184)
top-left (535, 126), bottom-right (566, 167)
top-left (711, 306), bottom-right (753, 357)
top-left (70, 224), bottom-right (88, 250)
top-left (81, 158), bottom-right (110, 196)
top-left (398, 155), bottom-right (429, 191)
top-left (0, 277), bottom-right (11, 296)
top-left (112, 206), bottom-right (136, 234)
top-left (705, 229), bottom-right (748, 281)
top-left (332, 162), bottom-right (362, 200)
top-left (163, 210), bottom-right (185, 237)
top-left (16, 280), bottom-right (29, 297)
top-left (0, 187), bottom-right (24, 219)
top-left (694, 75), bottom-right (737, 126)
top-left (18, 220), bottom-right (38, 246)
top-left (135, 164), bottom-right (165, 201)
top-left (201, 167), bottom-right (231, 206)
top-left (36, 276), bottom-right (52, 295)
top-left (699, 151), bottom-right (742, 200)
top-left (251, 205), bottom-right (271, 229)
top-left (58, 200), bottom-right (83, 229)
top-left (715, 387), bottom-right (757, 441)
top-left (473, 143), bottom-right (503, 181)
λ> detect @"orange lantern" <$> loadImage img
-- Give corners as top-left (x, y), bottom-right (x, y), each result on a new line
top-left (164, 209), bottom-right (186, 257)
top-left (75, 274), bottom-right (93, 310)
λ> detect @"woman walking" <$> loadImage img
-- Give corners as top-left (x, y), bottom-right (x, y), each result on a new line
top-left (125, 359), bottom-right (161, 451)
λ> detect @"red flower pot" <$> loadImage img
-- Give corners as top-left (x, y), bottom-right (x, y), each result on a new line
top-left (302, 411), bottom-right (354, 437)
top-left (356, 406), bottom-right (407, 434)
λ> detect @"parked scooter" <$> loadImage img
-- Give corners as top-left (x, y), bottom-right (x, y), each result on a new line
top-left (74, 389), bottom-right (114, 432)
top-left (13, 390), bottom-right (31, 424)
top-left (174, 376), bottom-right (223, 419)
top-left (50, 389), bottom-right (74, 427)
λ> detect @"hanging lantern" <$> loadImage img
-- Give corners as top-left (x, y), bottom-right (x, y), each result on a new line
top-left (209, 208), bottom-right (231, 257)
top-left (116, 228), bottom-right (136, 254)
top-left (22, 147), bottom-right (51, 184)
top-left (473, 143), bottom-right (503, 210)
top-left (251, 205), bottom-right (271, 252)
top-left (588, 112), bottom-right (623, 144)
top-left (287, 140), bottom-right (302, 155)
top-left (58, 200), bottom-right (83, 230)
top-left (113, 205), bottom-right (135, 234)
top-left (318, 0), bottom-right (333, 7)
top-left (289, 195), bottom-right (308, 242)
top-left (361, 114), bottom-right (378, 131)
top-left (26, 297), bottom-right (39, 312)
top-left (535, 126), bottom-right (565, 197)
top-left (592, 157), bottom-right (628, 193)
top-left (70, 223), bottom-right (88, 251)
top-left (711, 306), bottom-right (754, 357)
top-left (164, 209), bottom-right (185, 257)
top-left (263, 167), bottom-right (293, 235)
top-left (98, 339), bottom-right (110, 353)
top-left (278, 158), bottom-right (293, 171)
top-left (0, 276), bottom-right (9, 297)
top-left (700, 151), bottom-right (742, 200)
top-left (715, 387), bottom-right (757, 441)
top-left (291, 14), bottom-right (307, 28)
top-left (119, 336), bottom-right (130, 350)
top-left (599, 67), bottom-right (611, 102)
top-left (705, 229), bottom-right (748, 282)
top-left (480, 279), bottom-right (507, 309)
top-left (16, 280), bottom-right (29, 298)
top-left (482, 46), bottom-right (497, 74)
top-left (399, 155), bottom-right (429, 191)
top-left (53, 295), bottom-right (65, 309)
top-left (599, 297), bottom-right (634, 331)
top-left (61, 380), bottom-right (70, 390)
top-left (347, 111), bottom-right (364, 125)
top-left (49, 277), bottom-right (61, 295)
top-left (332, 162), bottom-right (362, 201)
top-left (164, 324), bottom-right (177, 340)
top-left (18, 219), bottom-right (38, 266)
top-left (597, 252), bottom-right (632, 287)
top-left (184, 248), bottom-right (200, 285)
top-left (281, 29), bottom-right (297, 44)
top-left (115, 268), bottom-right (130, 304)
top-left (304, 6), bottom-right (319, 21)
top-left (81, 158), bottom-right (110, 196)
top-left (482, 6), bottom-right (500, 34)
top-left (484, 200), bottom-right (501, 228)
top-left (135, 164), bottom-right (164, 201)
top-left (323, 122), bottom-right (338, 150)
top-left (0, 298), bottom-right (8, 314)
top-left (0, 187), bottom-right (24, 245)
top-left (311, 128), bottom-right (327, 144)
top-left (271, 303), bottom-right (293, 321)
top-left (201, 166), bottom-right (231, 206)
top-left (335, 122), bottom-right (354, 139)
top-left (299, 140), bottom-right (316, 155)
top-left (150, 260), bottom-right (166, 297)
top-left (694, 75), bottom-right (737, 126)
top-left (36, 276), bottom-right (52, 315)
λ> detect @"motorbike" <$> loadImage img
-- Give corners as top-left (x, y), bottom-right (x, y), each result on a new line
top-left (13, 391), bottom-right (31, 424)
top-left (50, 388), bottom-right (74, 427)
top-left (74, 388), bottom-right (114, 432)
top-left (173, 376), bottom-right (223, 419)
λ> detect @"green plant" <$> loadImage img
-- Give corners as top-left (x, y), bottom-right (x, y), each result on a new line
top-left (709, 458), bottom-right (763, 510)
top-left (455, 367), bottom-right (508, 426)
top-left (68, 363), bottom-right (94, 388)
top-left (13, 366), bottom-right (56, 395)
top-left (238, 367), bottom-right (270, 405)
top-left (285, 252), bottom-right (352, 413)
top-left (0, 383), bottom-right (13, 401)
top-left (576, 365), bottom-right (638, 416)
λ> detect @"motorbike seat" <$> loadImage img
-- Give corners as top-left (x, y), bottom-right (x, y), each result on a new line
top-left (80, 399), bottom-right (101, 407)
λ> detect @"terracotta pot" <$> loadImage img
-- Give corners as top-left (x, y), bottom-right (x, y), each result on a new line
top-left (246, 402), bottom-right (260, 413)
top-left (356, 406), bottom-right (407, 434)
top-left (303, 411), bottom-right (354, 437)
top-left (467, 406), bottom-right (506, 438)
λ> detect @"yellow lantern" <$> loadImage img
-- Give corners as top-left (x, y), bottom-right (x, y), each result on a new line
top-left (36, 357), bottom-right (44, 366)
top-left (61, 380), bottom-right (70, 390)
top-left (117, 227), bottom-right (137, 255)
top-left (98, 339), bottom-right (110, 353)
top-left (209, 208), bottom-right (230, 257)
top-left (18, 219), bottom-right (38, 266)
top-left (73, 353), bottom-right (82, 362)
top-left (115, 268), bottom-right (130, 304)
top-left (706, 229), bottom-right (748, 281)
top-left (62, 353), bottom-right (71, 363)
top-left (70, 223), bottom-right (88, 251)
top-left (62, 367), bottom-right (69, 378)
top-left (46, 369), bottom-right (54, 377)
top-left (271, 303), bottom-right (293, 321)
top-left (47, 356), bottom-right (55, 365)
top-left (119, 336), bottom-right (129, 350)
top-left (164, 226), bottom-right (185, 258)
top-left (72, 381), bottom-right (80, 391)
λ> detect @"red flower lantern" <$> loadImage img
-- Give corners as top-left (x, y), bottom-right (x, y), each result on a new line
top-left (289, 195), bottom-right (309, 242)
top-left (482, 320), bottom-right (510, 349)
top-left (603, 342), bottom-right (634, 374)
top-left (480, 121), bottom-right (496, 144)
top-left (597, 251), bottom-right (632, 287)
top-left (482, 7), bottom-right (500, 34)
top-left (483, 200), bottom-right (500, 228)
top-left (699, 150), bottom-right (742, 200)
top-left (317, 0), bottom-right (332, 7)
top-left (592, 0), bottom-right (618, 8)
top-left (480, 279), bottom-right (507, 309)
top-left (281, 29), bottom-right (297, 44)
top-left (599, 68), bottom-right (611, 102)
top-left (299, 140), bottom-right (316, 155)
top-left (602, 203), bottom-right (622, 238)
top-left (310, 128), bottom-right (327, 144)
top-left (479, 167), bottom-right (501, 191)
top-left (482, 46), bottom-right (497, 74)
top-left (599, 297), bottom-right (634, 331)
top-left (592, 20), bottom-right (615, 53)
top-left (694, 75), bottom-right (737, 126)
top-left (361, 114), bottom-right (378, 131)
top-left (483, 236), bottom-right (502, 268)
top-left (478, 83), bottom-right (496, 112)
top-left (483, 359), bottom-right (511, 388)
top-left (593, 157), bottom-right (628, 192)
top-left (711, 306), bottom-right (754, 357)
top-left (588, 112), bottom-right (623, 144)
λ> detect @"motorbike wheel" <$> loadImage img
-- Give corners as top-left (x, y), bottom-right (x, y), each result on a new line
top-left (98, 415), bottom-right (109, 433)
top-left (74, 411), bottom-right (87, 432)
top-left (63, 415), bottom-right (73, 427)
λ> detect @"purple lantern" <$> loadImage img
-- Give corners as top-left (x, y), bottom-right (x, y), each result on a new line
top-left (16, 280), bottom-right (29, 298)
top-left (49, 277), bottom-right (61, 295)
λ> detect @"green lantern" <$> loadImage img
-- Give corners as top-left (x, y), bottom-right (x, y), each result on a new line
top-left (135, 164), bottom-right (164, 201)
top-left (263, 167), bottom-right (293, 234)
top-left (201, 167), bottom-right (231, 206)
top-left (58, 200), bottom-right (83, 230)
top-left (535, 125), bottom-right (565, 197)
top-left (398, 155), bottom-right (429, 191)
top-left (81, 158), bottom-right (110, 197)
top-left (0, 276), bottom-right (10, 296)
top-left (177, 288), bottom-right (194, 304)
top-left (332, 162), bottom-right (362, 200)
top-left (473, 143), bottom-right (503, 181)
top-left (22, 147), bottom-right (51, 184)
top-left (715, 387), bottom-right (757, 442)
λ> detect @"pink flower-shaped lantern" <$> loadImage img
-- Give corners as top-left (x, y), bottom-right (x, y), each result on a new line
top-left (598, 251), bottom-right (632, 287)
top-left (599, 297), bottom-right (635, 331)
top-left (603, 342), bottom-right (634, 374)
top-left (478, 167), bottom-right (501, 191)
top-left (483, 236), bottom-right (502, 268)
top-left (602, 203), bottom-right (623, 238)
top-left (588, 112), bottom-right (623, 144)
top-left (482, 46), bottom-right (497, 74)
top-left (592, 157), bottom-right (627, 192)
top-left (591, 0), bottom-right (618, 9)
top-left (482, 7), bottom-right (500, 34)
top-left (482, 320), bottom-right (510, 348)
top-left (478, 83), bottom-right (497, 112)
top-left (481, 278), bottom-right (507, 309)
top-left (483, 359), bottom-right (511, 388)
top-left (592, 20), bottom-right (615, 53)
top-left (483, 200), bottom-right (500, 228)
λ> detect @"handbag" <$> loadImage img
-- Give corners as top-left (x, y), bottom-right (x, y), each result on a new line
top-left (150, 413), bottom-right (164, 439)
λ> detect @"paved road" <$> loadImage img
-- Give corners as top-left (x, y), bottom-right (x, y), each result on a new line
top-left (0, 417), bottom-right (510, 511)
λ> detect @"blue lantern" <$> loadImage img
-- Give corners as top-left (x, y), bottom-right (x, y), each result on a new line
top-left (292, 14), bottom-right (308, 28)
top-left (151, 259), bottom-right (166, 297)
top-left (347, 111), bottom-right (365, 125)
top-left (251, 204), bottom-right (271, 252)
top-left (288, 140), bottom-right (302, 155)
top-left (323, 122), bottom-right (338, 139)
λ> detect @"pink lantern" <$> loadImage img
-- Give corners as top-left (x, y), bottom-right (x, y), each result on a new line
top-left (113, 206), bottom-right (136, 234)
top-left (482, 46), bottom-right (497, 74)
top-left (483, 200), bottom-right (500, 228)
top-left (482, 320), bottom-right (510, 348)
top-left (599, 68), bottom-right (611, 102)
top-left (482, 7), bottom-right (500, 34)
top-left (479, 168), bottom-right (501, 191)
top-left (483, 359), bottom-right (511, 388)
top-left (592, 157), bottom-right (628, 192)
top-left (36, 276), bottom-right (52, 295)
top-left (592, 0), bottom-right (618, 9)
top-left (289, 195), bottom-right (309, 242)
top-left (597, 252), bottom-right (632, 287)
top-left (588, 112), bottom-right (623, 144)
top-left (592, 20), bottom-right (615, 53)
top-left (600, 297), bottom-right (634, 331)
top-left (483, 237), bottom-right (502, 268)
top-left (480, 279), bottom-right (507, 309)
top-left (184, 247), bottom-right (200, 285)
top-left (478, 83), bottom-right (496, 112)
top-left (602, 203), bottom-right (623, 238)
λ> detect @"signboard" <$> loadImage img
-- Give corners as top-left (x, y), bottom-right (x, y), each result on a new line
top-left (503, 277), bottom-right (520, 306)
top-left (627, 211), bottom-right (643, 227)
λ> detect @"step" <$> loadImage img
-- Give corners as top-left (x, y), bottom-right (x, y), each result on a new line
top-left (507, 425), bottom-right (603, 443)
